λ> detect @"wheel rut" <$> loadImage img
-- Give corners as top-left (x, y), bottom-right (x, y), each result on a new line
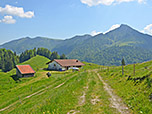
top-left (96, 72), bottom-right (131, 114)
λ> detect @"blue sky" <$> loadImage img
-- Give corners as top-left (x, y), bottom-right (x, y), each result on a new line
top-left (0, 0), bottom-right (152, 44)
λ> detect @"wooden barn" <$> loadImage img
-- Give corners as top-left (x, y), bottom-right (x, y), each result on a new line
top-left (46, 59), bottom-right (85, 71)
top-left (16, 65), bottom-right (36, 78)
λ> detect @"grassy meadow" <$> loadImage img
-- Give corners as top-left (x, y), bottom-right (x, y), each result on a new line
top-left (0, 55), bottom-right (152, 113)
top-left (98, 61), bottom-right (152, 114)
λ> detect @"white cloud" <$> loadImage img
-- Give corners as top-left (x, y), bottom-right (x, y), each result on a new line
top-left (80, 0), bottom-right (146, 6)
top-left (80, 0), bottom-right (114, 6)
top-left (104, 24), bottom-right (120, 34)
top-left (0, 15), bottom-right (16, 24)
top-left (91, 24), bottom-right (120, 36)
top-left (143, 24), bottom-right (152, 35)
top-left (116, 0), bottom-right (134, 3)
top-left (117, 0), bottom-right (145, 3)
top-left (0, 5), bottom-right (34, 18)
top-left (91, 30), bottom-right (102, 36)
top-left (140, 30), bottom-right (145, 34)
top-left (137, 0), bottom-right (145, 3)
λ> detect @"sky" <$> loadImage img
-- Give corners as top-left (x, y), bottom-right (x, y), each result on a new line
top-left (0, 0), bottom-right (152, 44)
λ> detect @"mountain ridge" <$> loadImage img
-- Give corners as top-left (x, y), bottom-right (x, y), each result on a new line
top-left (1, 24), bottom-right (152, 65)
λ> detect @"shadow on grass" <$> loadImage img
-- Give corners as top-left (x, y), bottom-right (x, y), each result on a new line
top-left (11, 75), bottom-right (21, 83)
top-left (43, 68), bottom-right (49, 71)
top-left (43, 68), bottom-right (59, 71)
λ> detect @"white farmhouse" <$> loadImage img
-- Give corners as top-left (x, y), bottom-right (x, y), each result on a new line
top-left (46, 59), bottom-right (85, 71)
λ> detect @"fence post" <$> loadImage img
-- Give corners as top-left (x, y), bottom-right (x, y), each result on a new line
top-left (133, 64), bottom-right (135, 76)
top-left (122, 65), bottom-right (124, 75)
top-left (18, 96), bottom-right (22, 104)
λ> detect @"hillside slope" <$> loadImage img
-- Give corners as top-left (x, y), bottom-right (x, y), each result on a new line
top-left (18, 55), bottom-right (50, 70)
top-left (69, 45), bottom-right (152, 65)
top-left (0, 58), bottom-right (122, 114)
top-left (0, 55), bottom-right (50, 93)
top-left (98, 60), bottom-right (152, 113)
top-left (1, 58), bottom-right (152, 113)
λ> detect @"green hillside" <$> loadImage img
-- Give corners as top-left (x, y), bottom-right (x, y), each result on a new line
top-left (18, 55), bottom-right (50, 71)
top-left (0, 55), bottom-right (50, 104)
top-left (0, 57), bottom-right (120, 114)
top-left (99, 61), bottom-right (152, 113)
top-left (69, 45), bottom-right (152, 66)
top-left (0, 56), bottom-right (152, 113)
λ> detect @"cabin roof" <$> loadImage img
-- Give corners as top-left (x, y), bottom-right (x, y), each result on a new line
top-left (16, 65), bottom-right (36, 74)
top-left (46, 59), bottom-right (85, 67)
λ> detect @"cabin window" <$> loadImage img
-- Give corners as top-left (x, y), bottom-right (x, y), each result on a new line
top-left (54, 64), bottom-right (56, 67)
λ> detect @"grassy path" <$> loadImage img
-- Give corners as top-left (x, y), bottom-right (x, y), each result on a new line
top-left (66, 70), bottom-right (119, 114)
top-left (96, 71), bottom-right (131, 114)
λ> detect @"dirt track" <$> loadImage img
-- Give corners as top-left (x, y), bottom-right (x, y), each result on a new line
top-left (96, 72), bottom-right (130, 114)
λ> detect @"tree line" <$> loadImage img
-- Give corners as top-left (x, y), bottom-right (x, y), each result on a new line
top-left (0, 49), bottom-right (19, 72)
top-left (0, 48), bottom-right (66, 72)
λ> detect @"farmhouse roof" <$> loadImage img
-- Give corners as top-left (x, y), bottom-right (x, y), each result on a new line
top-left (46, 59), bottom-right (85, 67)
top-left (16, 65), bottom-right (36, 74)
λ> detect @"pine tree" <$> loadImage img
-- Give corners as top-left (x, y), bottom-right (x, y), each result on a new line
top-left (60, 54), bottom-right (66, 59)
top-left (121, 58), bottom-right (125, 75)
top-left (122, 58), bottom-right (125, 66)
top-left (50, 51), bottom-right (59, 60)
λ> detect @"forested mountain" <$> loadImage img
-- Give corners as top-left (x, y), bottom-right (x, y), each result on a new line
top-left (0, 35), bottom-right (91, 54)
top-left (1, 24), bottom-right (152, 65)
top-left (68, 46), bottom-right (152, 65)
top-left (0, 37), bottom-right (62, 54)
top-left (52, 34), bottom-right (92, 55)
top-left (67, 24), bottom-right (152, 65)
top-left (105, 24), bottom-right (152, 49)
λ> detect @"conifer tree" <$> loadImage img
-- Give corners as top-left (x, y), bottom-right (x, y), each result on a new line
top-left (60, 54), bottom-right (66, 59)
top-left (121, 58), bottom-right (125, 75)
top-left (122, 58), bottom-right (125, 66)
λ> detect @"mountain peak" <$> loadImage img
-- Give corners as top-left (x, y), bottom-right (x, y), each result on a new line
top-left (70, 34), bottom-right (92, 40)
top-left (120, 24), bottom-right (132, 28)
top-left (105, 24), bottom-right (136, 34)
top-left (120, 24), bottom-right (129, 27)
top-left (118, 24), bottom-right (136, 31)
top-left (24, 37), bottom-right (31, 39)
top-left (74, 34), bottom-right (92, 37)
